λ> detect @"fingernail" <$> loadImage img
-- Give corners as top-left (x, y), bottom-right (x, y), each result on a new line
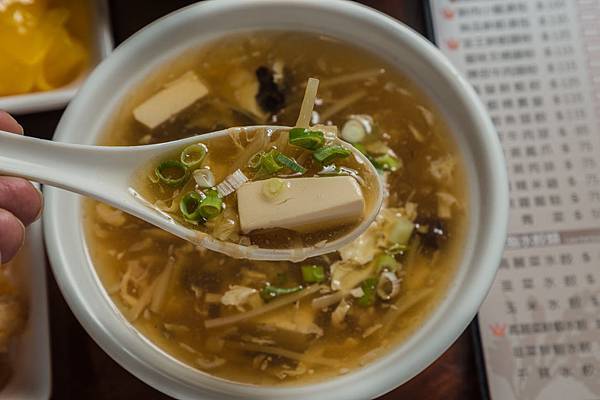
top-left (0, 110), bottom-right (24, 135)
top-left (33, 186), bottom-right (44, 222)
top-left (16, 217), bottom-right (26, 252)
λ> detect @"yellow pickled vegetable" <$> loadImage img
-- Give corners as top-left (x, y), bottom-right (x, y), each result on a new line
top-left (0, 0), bottom-right (89, 97)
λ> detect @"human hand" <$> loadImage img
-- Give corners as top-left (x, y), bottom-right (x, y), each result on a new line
top-left (0, 111), bottom-right (43, 264)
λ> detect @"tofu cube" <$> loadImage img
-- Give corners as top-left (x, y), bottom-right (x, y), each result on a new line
top-left (133, 71), bottom-right (208, 129)
top-left (237, 176), bottom-right (365, 233)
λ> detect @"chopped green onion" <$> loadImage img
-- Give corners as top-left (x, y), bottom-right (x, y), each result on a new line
top-left (373, 154), bottom-right (401, 172)
top-left (258, 149), bottom-right (284, 175)
top-left (374, 253), bottom-right (398, 275)
top-left (341, 119), bottom-right (366, 143)
top-left (387, 243), bottom-right (408, 255)
top-left (289, 128), bottom-right (325, 150)
top-left (261, 150), bottom-right (283, 174)
top-left (262, 178), bottom-right (288, 201)
top-left (387, 216), bottom-right (415, 246)
top-left (179, 191), bottom-right (206, 222)
top-left (313, 145), bottom-right (352, 164)
top-left (260, 285), bottom-right (303, 301)
top-left (301, 265), bottom-right (325, 283)
top-left (275, 153), bottom-right (307, 174)
top-left (193, 168), bottom-right (215, 188)
top-left (353, 143), bottom-right (367, 155)
top-left (248, 151), bottom-right (265, 169)
top-left (198, 189), bottom-right (223, 219)
top-left (357, 277), bottom-right (378, 307)
top-left (180, 143), bottom-right (207, 167)
top-left (155, 160), bottom-right (189, 187)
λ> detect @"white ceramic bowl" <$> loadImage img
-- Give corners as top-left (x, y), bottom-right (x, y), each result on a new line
top-left (0, 0), bottom-right (113, 115)
top-left (44, 1), bottom-right (509, 399)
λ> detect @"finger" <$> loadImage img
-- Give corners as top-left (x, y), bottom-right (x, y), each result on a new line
top-left (0, 177), bottom-right (43, 226)
top-left (0, 208), bottom-right (25, 264)
top-left (0, 111), bottom-right (24, 134)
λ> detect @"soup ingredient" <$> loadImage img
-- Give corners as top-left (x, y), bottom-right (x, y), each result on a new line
top-left (179, 189), bottom-right (223, 222)
top-left (313, 145), bottom-right (352, 164)
top-left (193, 168), bottom-right (215, 188)
top-left (255, 66), bottom-right (286, 114)
top-left (301, 265), bottom-right (325, 283)
top-left (373, 253), bottom-right (398, 275)
top-left (376, 271), bottom-right (400, 300)
top-left (231, 69), bottom-right (268, 121)
top-left (154, 160), bottom-right (189, 187)
top-left (386, 215), bottom-right (415, 246)
top-left (0, 0), bottom-right (90, 96)
top-left (133, 71), bottom-right (209, 129)
top-left (296, 77), bottom-right (319, 127)
top-left (204, 284), bottom-right (322, 329)
top-left (180, 143), bottom-right (208, 167)
top-left (357, 277), bottom-right (377, 307)
top-left (342, 115), bottom-right (373, 144)
top-left (261, 178), bottom-right (288, 201)
top-left (215, 169), bottom-right (248, 197)
top-left (260, 284), bottom-right (302, 301)
top-left (288, 128), bottom-right (325, 150)
top-left (237, 176), bottom-right (365, 233)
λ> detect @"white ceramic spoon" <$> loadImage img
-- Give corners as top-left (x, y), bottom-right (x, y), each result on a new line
top-left (0, 126), bottom-right (383, 261)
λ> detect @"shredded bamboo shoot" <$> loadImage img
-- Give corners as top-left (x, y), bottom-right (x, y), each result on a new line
top-left (319, 68), bottom-right (384, 89)
top-left (204, 285), bottom-right (322, 329)
top-left (295, 78), bottom-right (319, 128)
top-left (320, 90), bottom-right (367, 121)
top-left (379, 289), bottom-right (434, 336)
top-left (227, 341), bottom-right (340, 367)
top-left (150, 257), bottom-right (175, 313)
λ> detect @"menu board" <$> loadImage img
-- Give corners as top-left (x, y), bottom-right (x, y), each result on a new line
top-left (429, 1), bottom-right (600, 399)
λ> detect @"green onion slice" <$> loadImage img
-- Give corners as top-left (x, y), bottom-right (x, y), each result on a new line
top-left (373, 154), bottom-right (400, 172)
top-left (374, 253), bottom-right (398, 275)
top-left (155, 160), bottom-right (189, 187)
top-left (353, 143), bottom-right (367, 155)
top-left (180, 143), bottom-right (208, 167)
top-left (179, 191), bottom-right (206, 222)
top-left (289, 128), bottom-right (325, 150)
top-left (301, 265), bottom-right (325, 283)
top-left (313, 145), bottom-right (352, 164)
top-left (198, 189), bottom-right (223, 219)
top-left (262, 178), bottom-right (288, 201)
top-left (275, 153), bottom-right (307, 174)
top-left (357, 277), bottom-right (378, 307)
top-left (387, 243), bottom-right (408, 255)
top-left (260, 150), bottom-right (284, 175)
top-left (260, 285), bottom-right (303, 301)
top-left (248, 151), bottom-right (265, 169)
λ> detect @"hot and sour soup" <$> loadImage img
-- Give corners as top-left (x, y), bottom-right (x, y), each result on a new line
top-left (84, 32), bottom-right (466, 384)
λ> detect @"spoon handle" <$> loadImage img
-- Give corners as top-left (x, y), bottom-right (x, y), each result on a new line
top-left (0, 130), bottom-right (139, 204)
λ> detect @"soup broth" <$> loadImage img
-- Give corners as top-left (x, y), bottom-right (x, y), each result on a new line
top-left (84, 32), bottom-right (467, 385)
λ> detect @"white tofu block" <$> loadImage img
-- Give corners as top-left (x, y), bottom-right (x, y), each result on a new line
top-left (133, 71), bottom-right (208, 129)
top-left (237, 176), bottom-right (365, 233)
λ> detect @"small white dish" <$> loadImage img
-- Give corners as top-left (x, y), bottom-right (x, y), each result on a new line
top-left (44, 1), bottom-right (509, 399)
top-left (0, 193), bottom-right (51, 400)
top-left (0, 0), bottom-right (113, 115)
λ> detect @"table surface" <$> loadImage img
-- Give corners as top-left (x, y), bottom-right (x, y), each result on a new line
top-left (19, 1), bottom-right (482, 399)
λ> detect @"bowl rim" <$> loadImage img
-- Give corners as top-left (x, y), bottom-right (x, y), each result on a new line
top-left (43, 0), bottom-right (509, 399)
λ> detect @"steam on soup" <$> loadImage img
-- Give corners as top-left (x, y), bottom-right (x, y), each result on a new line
top-left (84, 32), bottom-right (466, 384)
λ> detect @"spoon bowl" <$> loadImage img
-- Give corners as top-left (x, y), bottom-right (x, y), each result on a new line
top-left (0, 126), bottom-right (383, 261)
